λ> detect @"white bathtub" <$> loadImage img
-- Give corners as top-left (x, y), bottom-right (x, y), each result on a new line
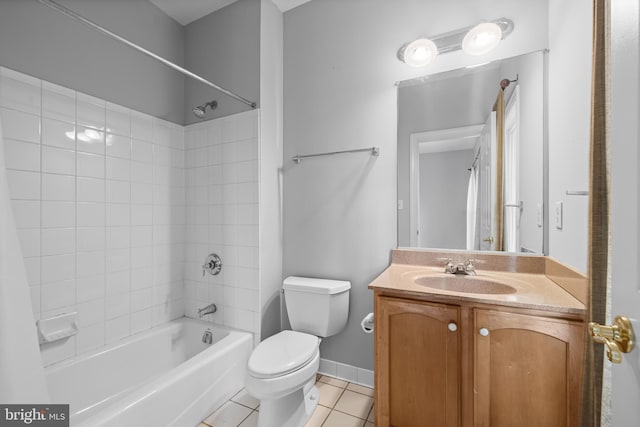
top-left (45, 317), bottom-right (253, 427)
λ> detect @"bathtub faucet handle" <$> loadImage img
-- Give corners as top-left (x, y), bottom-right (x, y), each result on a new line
top-left (202, 254), bottom-right (222, 276)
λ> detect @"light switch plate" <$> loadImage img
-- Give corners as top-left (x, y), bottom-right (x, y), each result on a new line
top-left (536, 203), bottom-right (543, 227)
top-left (554, 201), bottom-right (563, 230)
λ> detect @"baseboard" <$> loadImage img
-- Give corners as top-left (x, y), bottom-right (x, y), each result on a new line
top-left (318, 358), bottom-right (374, 389)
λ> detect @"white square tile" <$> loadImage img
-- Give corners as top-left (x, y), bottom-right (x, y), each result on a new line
top-left (77, 97), bottom-right (105, 130)
top-left (131, 139), bottom-right (153, 163)
top-left (131, 183), bottom-right (153, 204)
top-left (106, 134), bottom-right (131, 159)
top-left (24, 256), bottom-right (41, 286)
top-left (42, 173), bottom-right (75, 201)
top-left (3, 139), bottom-right (40, 171)
top-left (0, 74), bottom-right (41, 115)
top-left (131, 161), bottom-right (152, 183)
top-left (106, 102), bottom-right (131, 137)
top-left (130, 288), bottom-right (152, 312)
top-left (17, 228), bottom-right (40, 258)
top-left (77, 227), bottom-right (106, 252)
top-left (0, 107), bottom-right (40, 143)
top-left (236, 139), bottom-right (258, 162)
top-left (77, 202), bottom-right (105, 227)
top-left (153, 120), bottom-right (172, 146)
top-left (106, 180), bottom-right (130, 204)
top-left (222, 142), bottom-right (237, 163)
top-left (106, 157), bottom-right (130, 181)
top-left (222, 118), bottom-right (237, 143)
top-left (77, 251), bottom-right (105, 279)
top-left (77, 152), bottom-right (105, 178)
top-left (77, 177), bottom-right (105, 203)
top-left (41, 228), bottom-right (75, 256)
top-left (105, 315), bottom-right (130, 343)
top-left (42, 118), bottom-right (75, 149)
top-left (42, 201), bottom-right (75, 228)
top-left (236, 160), bottom-right (258, 183)
top-left (40, 336), bottom-right (75, 367)
top-left (76, 323), bottom-right (105, 355)
top-left (41, 254), bottom-right (75, 284)
top-left (6, 170), bottom-right (40, 200)
top-left (222, 163), bottom-right (238, 184)
top-left (131, 226), bottom-right (152, 247)
top-left (42, 82), bottom-right (76, 123)
top-left (131, 112), bottom-right (153, 142)
top-left (130, 267), bottom-right (153, 289)
top-left (106, 203), bottom-right (130, 227)
top-left (76, 275), bottom-right (105, 303)
top-left (106, 293), bottom-right (130, 319)
top-left (238, 182), bottom-right (258, 204)
top-left (106, 270), bottom-right (130, 295)
top-left (11, 200), bottom-right (40, 228)
top-left (106, 226), bottom-right (130, 250)
top-left (76, 126), bottom-right (105, 155)
top-left (130, 308), bottom-right (152, 334)
top-left (106, 249), bottom-right (130, 273)
top-left (42, 146), bottom-right (75, 175)
top-left (131, 246), bottom-right (153, 268)
top-left (76, 298), bottom-right (105, 327)
top-left (153, 144), bottom-right (171, 166)
top-left (131, 204), bottom-right (152, 226)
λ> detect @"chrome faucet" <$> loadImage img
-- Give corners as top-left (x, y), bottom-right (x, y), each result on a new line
top-left (198, 303), bottom-right (217, 318)
top-left (440, 258), bottom-right (478, 275)
top-left (202, 328), bottom-right (213, 344)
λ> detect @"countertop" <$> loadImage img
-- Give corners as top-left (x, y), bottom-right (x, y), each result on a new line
top-left (369, 264), bottom-right (586, 316)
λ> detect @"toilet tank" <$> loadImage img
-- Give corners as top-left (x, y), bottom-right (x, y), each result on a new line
top-left (283, 276), bottom-right (351, 337)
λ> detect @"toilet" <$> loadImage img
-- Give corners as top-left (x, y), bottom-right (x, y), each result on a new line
top-left (245, 276), bottom-right (351, 427)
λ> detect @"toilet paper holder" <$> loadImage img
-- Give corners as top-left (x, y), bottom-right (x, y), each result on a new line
top-left (361, 313), bottom-right (374, 333)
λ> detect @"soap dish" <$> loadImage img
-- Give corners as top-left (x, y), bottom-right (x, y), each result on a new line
top-left (36, 312), bottom-right (79, 344)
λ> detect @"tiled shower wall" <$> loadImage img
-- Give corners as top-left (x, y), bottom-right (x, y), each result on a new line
top-left (182, 111), bottom-right (260, 336)
top-left (0, 67), bottom-right (186, 365)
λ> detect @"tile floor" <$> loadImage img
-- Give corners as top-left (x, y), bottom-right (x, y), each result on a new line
top-left (198, 375), bottom-right (375, 427)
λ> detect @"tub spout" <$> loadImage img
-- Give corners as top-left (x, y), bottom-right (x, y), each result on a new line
top-left (198, 303), bottom-right (217, 318)
top-left (202, 329), bottom-right (213, 344)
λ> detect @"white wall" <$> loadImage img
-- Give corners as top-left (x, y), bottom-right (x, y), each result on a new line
top-left (548, 0), bottom-right (592, 272)
top-left (0, 67), bottom-right (185, 366)
top-left (258, 0), bottom-right (284, 340)
top-left (283, 0), bottom-right (549, 370)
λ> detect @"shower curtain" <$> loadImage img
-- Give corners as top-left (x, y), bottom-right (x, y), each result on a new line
top-left (0, 118), bottom-right (50, 403)
top-left (466, 166), bottom-right (478, 250)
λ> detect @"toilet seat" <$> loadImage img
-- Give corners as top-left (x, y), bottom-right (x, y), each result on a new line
top-left (248, 330), bottom-right (319, 379)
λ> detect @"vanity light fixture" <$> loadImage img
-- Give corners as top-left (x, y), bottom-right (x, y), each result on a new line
top-left (397, 18), bottom-right (513, 67)
top-left (397, 38), bottom-right (439, 67)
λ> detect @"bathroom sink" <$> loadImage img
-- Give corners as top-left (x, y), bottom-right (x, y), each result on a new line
top-left (413, 274), bottom-right (517, 295)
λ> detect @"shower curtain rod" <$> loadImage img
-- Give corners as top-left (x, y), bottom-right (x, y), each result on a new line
top-left (37, 0), bottom-right (257, 109)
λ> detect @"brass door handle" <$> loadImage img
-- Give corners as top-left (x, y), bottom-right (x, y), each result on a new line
top-left (589, 316), bottom-right (635, 363)
top-left (482, 236), bottom-right (494, 244)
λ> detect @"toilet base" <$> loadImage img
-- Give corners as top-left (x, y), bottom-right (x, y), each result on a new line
top-left (257, 379), bottom-right (318, 427)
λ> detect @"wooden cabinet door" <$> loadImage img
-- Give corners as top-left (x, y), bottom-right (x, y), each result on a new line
top-left (473, 310), bottom-right (584, 427)
top-left (375, 296), bottom-right (460, 427)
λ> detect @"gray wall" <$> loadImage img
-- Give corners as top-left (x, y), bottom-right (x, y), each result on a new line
top-left (420, 149), bottom-right (475, 249)
top-left (0, 0), bottom-right (185, 124)
top-left (283, 0), bottom-right (549, 371)
top-left (184, 0), bottom-right (261, 124)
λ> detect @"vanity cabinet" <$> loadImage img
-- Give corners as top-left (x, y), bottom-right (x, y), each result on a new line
top-left (374, 294), bottom-right (585, 427)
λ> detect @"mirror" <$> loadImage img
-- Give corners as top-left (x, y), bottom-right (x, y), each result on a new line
top-left (397, 51), bottom-right (545, 254)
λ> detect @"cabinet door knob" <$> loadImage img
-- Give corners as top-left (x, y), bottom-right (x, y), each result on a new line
top-left (479, 327), bottom-right (489, 336)
top-left (448, 322), bottom-right (458, 332)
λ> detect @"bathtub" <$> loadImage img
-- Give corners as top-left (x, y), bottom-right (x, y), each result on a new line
top-left (45, 317), bottom-right (253, 427)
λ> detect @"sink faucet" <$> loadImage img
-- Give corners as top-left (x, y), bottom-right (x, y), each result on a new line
top-left (440, 258), bottom-right (477, 275)
top-left (198, 303), bottom-right (217, 318)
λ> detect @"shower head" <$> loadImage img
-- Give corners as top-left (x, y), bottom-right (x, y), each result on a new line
top-left (192, 100), bottom-right (217, 118)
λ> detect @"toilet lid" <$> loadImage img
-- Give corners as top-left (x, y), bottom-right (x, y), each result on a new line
top-left (248, 330), bottom-right (319, 379)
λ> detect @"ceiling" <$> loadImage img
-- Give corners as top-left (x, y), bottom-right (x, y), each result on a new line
top-left (149, 0), bottom-right (313, 25)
